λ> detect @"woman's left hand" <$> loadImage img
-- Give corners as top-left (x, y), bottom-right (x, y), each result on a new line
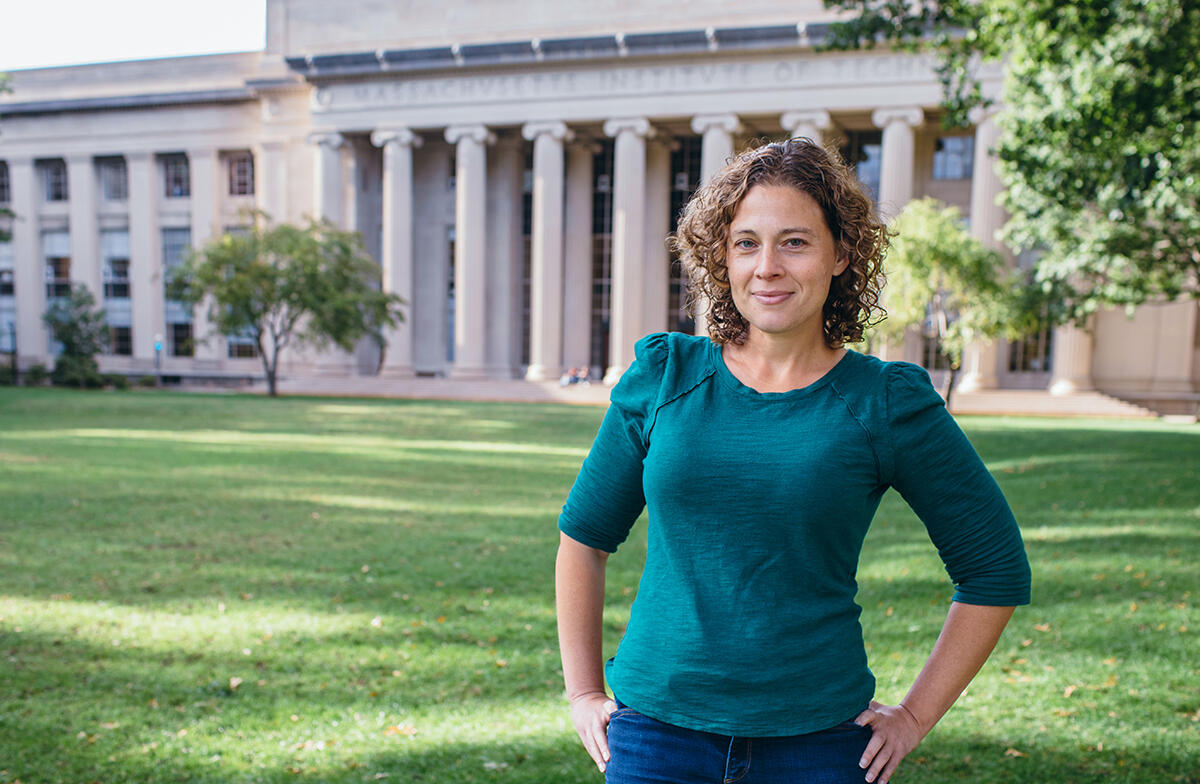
top-left (853, 700), bottom-right (927, 784)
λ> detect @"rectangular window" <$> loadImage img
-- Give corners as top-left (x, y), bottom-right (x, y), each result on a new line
top-left (933, 136), bottom-right (975, 181)
top-left (104, 259), bottom-right (130, 299)
top-left (227, 332), bottom-right (259, 358)
top-left (163, 227), bottom-right (193, 326)
top-left (227, 152), bottom-right (255, 196)
top-left (43, 231), bottom-right (71, 299)
top-left (0, 161), bottom-right (10, 203)
top-left (169, 322), bottom-right (193, 357)
top-left (0, 239), bottom-right (14, 297)
top-left (40, 159), bottom-right (69, 202)
top-left (108, 325), bottom-right (132, 356)
top-left (162, 154), bottom-right (190, 198)
top-left (98, 157), bottom-right (128, 201)
top-left (842, 132), bottom-right (883, 200)
top-left (101, 229), bottom-right (131, 300)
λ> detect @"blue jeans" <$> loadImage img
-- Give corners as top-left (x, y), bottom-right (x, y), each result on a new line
top-left (605, 701), bottom-right (873, 784)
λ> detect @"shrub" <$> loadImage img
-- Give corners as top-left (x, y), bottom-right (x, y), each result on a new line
top-left (137, 375), bottom-right (158, 388)
top-left (104, 373), bottom-right (130, 391)
top-left (25, 364), bottom-right (49, 386)
top-left (51, 354), bottom-right (105, 389)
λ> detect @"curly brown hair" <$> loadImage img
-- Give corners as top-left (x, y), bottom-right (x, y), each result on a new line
top-left (671, 138), bottom-right (889, 346)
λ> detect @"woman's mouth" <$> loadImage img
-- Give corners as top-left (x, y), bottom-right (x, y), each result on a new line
top-left (751, 291), bottom-right (793, 305)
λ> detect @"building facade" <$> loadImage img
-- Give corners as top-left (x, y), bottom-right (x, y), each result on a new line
top-left (1, 0), bottom-right (1197, 408)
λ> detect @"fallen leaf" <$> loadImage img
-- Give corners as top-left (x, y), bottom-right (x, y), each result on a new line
top-left (370, 616), bottom-right (383, 628)
top-left (1033, 623), bottom-right (1051, 633)
top-left (229, 677), bottom-right (243, 691)
top-left (1004, 748), bottom-right (1026, 757)
top-left (1064, 685), bottom-right (1077, 698)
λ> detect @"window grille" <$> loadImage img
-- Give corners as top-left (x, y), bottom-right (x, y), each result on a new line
top-left (40, 160), bottom-right (69, 202)
top-left (933, 136), bottom-right (975, 180)
top-left (162, 154), bottom-right (190, 198)
top-left (98, 158), bottom-right (128, 201)
top-left (227, 152), bottom-right (254, 196)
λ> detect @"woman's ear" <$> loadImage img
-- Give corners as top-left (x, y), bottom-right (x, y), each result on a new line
top-left (834, 255), bottom-right (850, 276)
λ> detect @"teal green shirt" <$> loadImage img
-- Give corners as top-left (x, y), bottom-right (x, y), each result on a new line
top-left (558, 332), bottom-right (1031, 737)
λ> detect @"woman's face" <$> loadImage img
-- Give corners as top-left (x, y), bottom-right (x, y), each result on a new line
top-left (725, 184), bottom-right (848, 344)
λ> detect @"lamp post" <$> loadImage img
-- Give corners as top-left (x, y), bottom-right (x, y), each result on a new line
top-left (153, 332), bottom-right (163, 387)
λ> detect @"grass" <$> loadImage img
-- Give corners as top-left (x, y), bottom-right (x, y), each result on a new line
top-left (0, 386), bottom-right (1196, 784)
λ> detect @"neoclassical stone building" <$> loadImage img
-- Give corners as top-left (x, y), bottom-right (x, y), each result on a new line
top-left (1, 0), bottom-right (1196, 411)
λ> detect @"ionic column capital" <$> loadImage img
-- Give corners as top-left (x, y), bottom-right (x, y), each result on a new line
top-left (780, 110), bottom-right (833, 135)
top-left (306, 131), bottom-right (346, 149)
top-left (690, 113), bottom-right (743, 136)
top-left (968, 105), bottom-right (1002, 127)
top-left (871, 107), bottom-right (924, 129)
top-left (445, 124), bottom-right (496, 146)
top-left (603, 117), bottom-right (654, 139)
top-left (371, 127), bottom-right (423, 149)
top-left (522, 121), bottom-right (573, 142)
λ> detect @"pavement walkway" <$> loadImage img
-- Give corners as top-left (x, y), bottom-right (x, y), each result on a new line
top-left (229, 372), bottom-right (1173, 419)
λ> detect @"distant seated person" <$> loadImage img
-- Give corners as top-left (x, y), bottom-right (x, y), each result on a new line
top-left (559, 367), bottom-right (593, 387)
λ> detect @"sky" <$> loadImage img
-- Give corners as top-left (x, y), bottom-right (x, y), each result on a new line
top-left (0, 0), bottom-right (267, 72)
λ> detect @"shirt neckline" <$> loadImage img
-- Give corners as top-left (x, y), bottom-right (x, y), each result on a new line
top-left (709, 341), bottom-right (856, 400)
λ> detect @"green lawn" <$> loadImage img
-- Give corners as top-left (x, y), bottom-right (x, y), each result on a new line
top-left (0, 387), bottom-right (1196, 783)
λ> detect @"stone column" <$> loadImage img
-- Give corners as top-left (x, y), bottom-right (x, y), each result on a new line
top-left (308, 132), bottom-right (344, 225)
top-left (187, 147), bottom-right (222, 363)
top-left (254, 141), bottom-right (288, 222)
top-left (445, 124), bottom-right (494, 379)
top-left (8, 158), bottom-right (44, 360)
top-left (341, 142), bottom-right (359, 233)
top-left (643, 136), bottom-right (673, 336)
top-left (66, 154), bottom-right (100, 301)
top-left (692, 114), bottom-right (742, 183)
top-left (958, 110), bottom-right (1006, 392)
top-left (871, 107), bottom-right (924, 219)
top-left (412, 140), bottom-right (453, 375)
top-left (562, 140), bottom-right (595, 374)
top-left (603, 118), bottom-right (652, 384)
top-left (1150, 302), bottom-right (1197, 393)
top-left (871, 107), bottom-right (924, 362)
top-left (486, 133), bottom-right (525, 378)
top-left (1049, 322), bottom-right (1095, 394)
top-left (127, 152), bottom-right (162, 365)
top-left (690, 113), bottom-right (743, 338)
top-left (781, 110), bottom-right (834, 145)
top-left (522, 121), bottom-right (571, 380)
top-left (371, 128), bottom-right (422, 377)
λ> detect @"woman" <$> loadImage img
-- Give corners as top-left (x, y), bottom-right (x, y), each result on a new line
top-left (556, 138), bottom-right (1031, 784)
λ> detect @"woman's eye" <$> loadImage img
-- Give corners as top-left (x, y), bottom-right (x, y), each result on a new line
top-left (785, 238), bottom-right (807, 248)
top-left (734, 239), bottom-right (756, 249)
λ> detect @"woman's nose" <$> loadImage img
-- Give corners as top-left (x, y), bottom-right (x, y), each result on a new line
top-left (755, 247), bottom-right (783, 278)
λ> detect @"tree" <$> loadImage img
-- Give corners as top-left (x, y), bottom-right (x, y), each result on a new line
top-left (824, 0), bottom-right (1200, 322)
top-left (878, 198), bottom-right (1042, 406)
top-left (43, 284), bottom-right (109, 388)
top-left (169, 215), bottom-right (406, 397)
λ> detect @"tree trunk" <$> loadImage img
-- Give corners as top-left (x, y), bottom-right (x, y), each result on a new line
top-left (945, 364), bottom-right (960, 412)
top-left (259, 352), bottom-right (277, 397)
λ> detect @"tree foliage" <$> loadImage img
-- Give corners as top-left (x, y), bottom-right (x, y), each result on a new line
top-left (169, 215), bottom-right (405, 397)
top-left (824, 0), bottom-right (1200, 321)
top-left (879, 198), bottom-right (1042, 403)
top-left (43, 284), bottom-right (108, 388)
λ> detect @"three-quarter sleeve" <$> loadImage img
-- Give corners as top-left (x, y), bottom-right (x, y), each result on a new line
top-left (557, 333), bottom-right (668, 553)
top-left (885, 362), bottom-right (1032, 606)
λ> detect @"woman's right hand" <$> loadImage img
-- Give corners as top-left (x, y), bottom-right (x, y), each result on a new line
top-left (569, 691), bottom-right (618, 773)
